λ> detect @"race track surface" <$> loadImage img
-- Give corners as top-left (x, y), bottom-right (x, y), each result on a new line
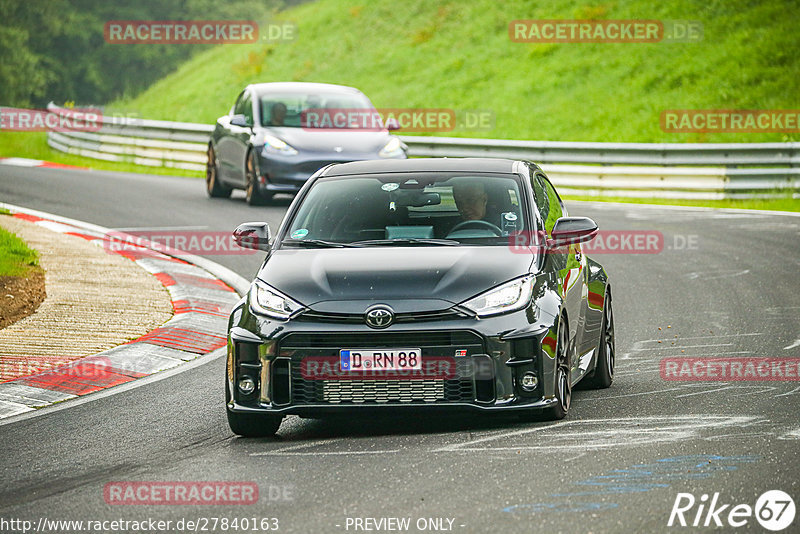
top-left (1, 166), bottom-right (798, 533)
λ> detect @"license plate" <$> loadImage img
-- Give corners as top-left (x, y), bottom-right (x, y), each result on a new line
top-left (340, 348), bottom-right (422, 371)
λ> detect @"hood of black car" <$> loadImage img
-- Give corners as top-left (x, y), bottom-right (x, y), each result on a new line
top-left (257, 246), bottom-right (535, 314)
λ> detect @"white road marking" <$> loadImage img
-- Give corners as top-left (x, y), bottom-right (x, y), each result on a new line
top-left (775, 386), bottom-right (800, 397)
top-left (685, 269), bottom-right (750, 280)
top-left (580, 388), bottom-right (683, 401)
top-left (674, 386), bottom-right (738, 398)
top-left (631, 343), bottom-right (734, 351)
top-left (253, 439), bottom-right (343, 454)
top-left (0, 157), bottom-right (44, 167)
top-left (778, 429), bottom-right (800, 440)
top-left (434, 416), bottom-right (757, 452)
top-left (619, 333), bottom-right (762, 361)
top-left (251, 450), bottom-right (401, 456)
top-left (783, 338), bottom-right (800, 350)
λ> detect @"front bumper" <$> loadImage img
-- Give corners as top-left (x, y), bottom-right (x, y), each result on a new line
top-left (255, 151), bottom-right (406, 194)
top-left (226, 304), bottom-right (559, 417)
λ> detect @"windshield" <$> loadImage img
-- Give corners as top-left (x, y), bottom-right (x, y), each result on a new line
top-left (283, 172), bottom-right (532, 247)
top-left (258, 91), bottom-right (375, 128)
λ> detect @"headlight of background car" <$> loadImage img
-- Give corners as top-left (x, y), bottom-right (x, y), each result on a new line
top-left (461, 276), bottom-right (534, 317)
top-left (262, 134), bottom-right (298, 156)
top-left (378, 137), bottom-right (405, 158)
top-left (249, 280), bottom-right (303, 320)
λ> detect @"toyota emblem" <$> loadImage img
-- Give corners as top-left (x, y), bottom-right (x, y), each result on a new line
top-left (365, 305), bottom-right (394, 329)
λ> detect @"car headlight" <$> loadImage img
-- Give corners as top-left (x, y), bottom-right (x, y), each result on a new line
top-left (263, 134), bottom-right (298, 156)
top-left (461, 276), bottom-right (535, 317)
top-left (249, 280), bottom-right (303, 320)
top-left (379, 137), bottom-right (405, 158)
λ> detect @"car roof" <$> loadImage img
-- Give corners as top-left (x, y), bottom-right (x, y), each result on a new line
top-left (322, 157), bottom-right (520, 176)
top-left (248, 82), bottom-right (364, 96)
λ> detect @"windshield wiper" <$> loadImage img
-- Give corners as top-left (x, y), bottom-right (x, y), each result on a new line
top-left (281, 239), bottom-right (360, 248)
top-left (351, 238), bottom-right (461, 247)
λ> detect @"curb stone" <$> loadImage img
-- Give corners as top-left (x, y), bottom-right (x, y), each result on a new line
top-left (0, 205), bottom-right (246, 418)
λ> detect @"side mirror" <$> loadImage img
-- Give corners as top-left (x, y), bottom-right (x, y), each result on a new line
top-left (385, 117), bottom-right (401, 131)
top-left (230, 114), bottom-right (250, 128)
top-left (548, 217), bottom-right (598, 248)
top-left (233, 222), bottom-right (271, 250)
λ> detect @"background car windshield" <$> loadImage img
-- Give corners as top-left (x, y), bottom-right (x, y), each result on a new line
top-left (284, 173), bottom-right (530, 245)
top-left (259, 91), bottom-right (375, 128)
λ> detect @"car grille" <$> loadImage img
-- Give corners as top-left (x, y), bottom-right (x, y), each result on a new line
top-left (280, 331), bottom-right (481, 349)
top-left (279, 331), bottom-right (485, 405)
top-left (321, 380), bottom-right (445, 403)
top-left (295, 309), bottom-right (468, 324)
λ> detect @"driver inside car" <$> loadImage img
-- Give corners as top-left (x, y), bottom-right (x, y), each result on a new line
top-left (452, 181), bottom-right (488, 221)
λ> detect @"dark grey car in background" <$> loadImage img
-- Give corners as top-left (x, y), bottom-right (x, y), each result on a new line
top-left (206, 82), bottom-right (407, 204)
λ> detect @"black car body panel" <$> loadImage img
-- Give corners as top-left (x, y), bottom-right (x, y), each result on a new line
top-left (257, 247), bottom-right (535, 311)
top-left (226, 158), bottom-right (612, 431)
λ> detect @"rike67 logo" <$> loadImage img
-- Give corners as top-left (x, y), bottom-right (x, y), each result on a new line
top-left (668, 490), bottom-right (795, 531)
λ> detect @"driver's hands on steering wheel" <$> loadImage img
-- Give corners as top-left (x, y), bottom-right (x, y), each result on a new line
top-left (446, 219), bottom-right (503, 237)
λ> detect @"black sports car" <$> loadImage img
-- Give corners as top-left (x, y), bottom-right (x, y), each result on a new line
top-left (226, 158), bottom-right (614, 436)
top-left (206, 82), bottom-right (407, 205)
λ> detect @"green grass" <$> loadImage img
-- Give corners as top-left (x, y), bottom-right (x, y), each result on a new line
top-left (563, 193), bottom-right (800, 212)
top-left (115, 0), bottom-right (799, 143)
top-left (0, 223), bottom-right (40, 277)
top-left (3, 0), bottom-right (799, 203)
top-left (0, 131), bottom-right (202, 177)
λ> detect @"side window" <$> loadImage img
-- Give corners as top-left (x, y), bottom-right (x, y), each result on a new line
top-left (233, 92), bottom-right (246, 115)
top-left (240, 93), bottom-right (253, 125)
top-left (540, 175), bottom-right (564, 235)
top-left (233, 92), bottom-right (253, 125)
top-left (530, 172), bottom-right (549, 226)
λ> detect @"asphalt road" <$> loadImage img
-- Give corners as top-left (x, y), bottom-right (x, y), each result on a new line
top-left (1, 166), bottom-right (799, 533)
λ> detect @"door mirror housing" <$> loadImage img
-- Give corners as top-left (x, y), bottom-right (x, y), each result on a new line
top-left (230, 114), bottom-right (250, 128)
top-left (547, 217), bottom-right (598, 248)
top-left (233, 222), bottom-right (272, 250)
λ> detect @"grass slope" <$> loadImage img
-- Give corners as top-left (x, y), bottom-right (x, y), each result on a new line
top-left (0, 223), bottom-right (39, 277)
top-left (115, 0), bottom-right (799, 143)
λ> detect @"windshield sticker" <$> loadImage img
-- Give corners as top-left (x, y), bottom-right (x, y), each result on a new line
top-left (290, 229), bottom-right (309, 239)
top-left (381, 183), bottom-right (399, 192)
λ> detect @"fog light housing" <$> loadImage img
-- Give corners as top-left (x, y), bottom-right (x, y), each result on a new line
top-left (521, 372), bottom-right (538, 391)
top-left (238, 376), bottom-right (256, 395)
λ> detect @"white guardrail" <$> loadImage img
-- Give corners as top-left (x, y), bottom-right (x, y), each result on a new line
top-left (45, 103), bottom-right (799, 199)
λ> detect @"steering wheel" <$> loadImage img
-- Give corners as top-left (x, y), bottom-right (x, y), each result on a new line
top-left (447, 219), bottom-right (503, 236)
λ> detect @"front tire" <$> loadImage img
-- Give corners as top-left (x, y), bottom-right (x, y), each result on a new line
top-left (543, 315), bottom-right (571, 420)
top-left (206, 146), bottom-right (232, 198)
top-left (584, 287), bottom-right (615, 389)
top-left (245, 151), bottom-right (272, 206)
top-left (227, 409), bottom-right (283, 437)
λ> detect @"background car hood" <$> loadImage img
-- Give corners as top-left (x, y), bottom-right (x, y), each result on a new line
top-left (258, 246), bottom-right (536, 313)
top-left (256, 126), bottom-right (392, 154)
